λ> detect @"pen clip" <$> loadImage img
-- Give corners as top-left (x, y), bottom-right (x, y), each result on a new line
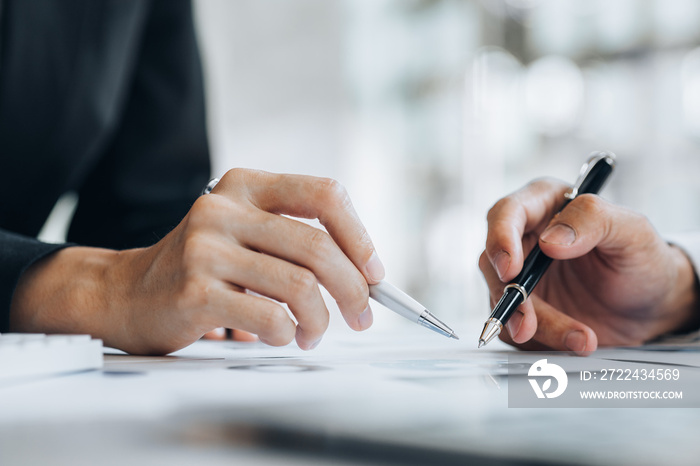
top-left (564, 151), bottom-right (615, 200)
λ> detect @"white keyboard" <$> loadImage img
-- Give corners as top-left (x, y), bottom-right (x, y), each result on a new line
top-left (0, 333), bottom-right (103, 381)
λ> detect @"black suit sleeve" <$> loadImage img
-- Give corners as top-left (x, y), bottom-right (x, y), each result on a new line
top-left (0, 0), bottom-right (211, 332)
top-left (68, 0), bottom-right (211, 249)
top-left (0, 232), bottom-right (73, 332)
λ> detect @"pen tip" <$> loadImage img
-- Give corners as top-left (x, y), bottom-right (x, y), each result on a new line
top-left (478, 339), bottom-right (485, 349)
top-left (452, 333), bottom-right (460, 340)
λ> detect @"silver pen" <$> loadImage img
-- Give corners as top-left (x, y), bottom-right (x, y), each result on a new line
top-left (369, 281), bottom-right (459, 339)
top-left (203, 178), bottom-right (458, 339)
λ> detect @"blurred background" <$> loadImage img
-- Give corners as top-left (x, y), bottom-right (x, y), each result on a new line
top-left (192, 0), bottom-right (700, 334)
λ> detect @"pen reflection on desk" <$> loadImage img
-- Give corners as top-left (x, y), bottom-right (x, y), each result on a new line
top-left (369, 281), bottom-right (459, 339)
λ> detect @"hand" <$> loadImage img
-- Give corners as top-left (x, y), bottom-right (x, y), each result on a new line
top-left (479, 178), bottom-right (700, 354)
top-left (10, 169), bottom-right (385, 355)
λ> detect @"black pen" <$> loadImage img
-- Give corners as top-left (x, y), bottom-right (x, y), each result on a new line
top-left (478, 152), bottom-right (616, 348)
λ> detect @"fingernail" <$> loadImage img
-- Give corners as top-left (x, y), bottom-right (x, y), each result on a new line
top-left (565, 330), bottom-right (587, 354)
top-left (506, 310), bottom-right (524, 339)
top-left (365, 252), bottom-right (385, 283)
top-left (357, 305), bottom-right (373, 330)
top-left (540, 224), bottom-right (576, 246)
top-left (494, 251), bottom-right (511, 281)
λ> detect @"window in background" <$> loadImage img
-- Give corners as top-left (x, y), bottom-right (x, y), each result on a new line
top-left (195, 0), bottom-right (700, 330)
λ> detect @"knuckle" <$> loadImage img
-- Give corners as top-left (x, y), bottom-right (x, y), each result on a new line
top-left (355, 229), bottom-right (374, 261)
top-left (528, 177), bottom-right (561, 193)
top-left (572, 194), bottom-right (605, 216)
top-left (258, 305), bottom-right (294, 345)
top-left (348, 278), bottom-right (369, 306)
top-left (305, 228), bottom-right (334, 257)
top-left (180, 231), bottom-right (214, 269)
top-left (287, 268), bottom-right (319, 300)
top-left (221, 167), bottom-right (250, 183)
top-left (307, 228), bottom-right (333, 254)
top-left (189, 186), bottom-right (254, 235)
top-left (486, 197), bottom-right (516, 222)
top-left (524, 177), bottom-right (569, 200)
top-left (176, 275), bottom-right (212, 314)
top-left (635, 211), bottom-right (654, 230)
top-left (188, 195), bottom-right (211, 224)
top-left (188, 193), bottom-right (227, 228)
top-left (335, 276), bottom-right (368, 315)
top-left (219, 168), bottom-right (272, 199)
top-left (620, 206), bottom-right (655, 242)
top-left (318, 177), bottom-right (351, 209)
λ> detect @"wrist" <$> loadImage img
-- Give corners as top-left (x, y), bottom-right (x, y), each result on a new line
top-left (10, 246), bottom-right (124, 344)
top-left (659, 244), bottom-right (700, 336)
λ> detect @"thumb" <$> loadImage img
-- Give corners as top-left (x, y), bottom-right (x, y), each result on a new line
top-left (538, 194), bottom-right (657, 261)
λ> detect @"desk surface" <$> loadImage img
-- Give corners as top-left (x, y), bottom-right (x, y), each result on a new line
top-left (1, 329), bottom-right (700, 465)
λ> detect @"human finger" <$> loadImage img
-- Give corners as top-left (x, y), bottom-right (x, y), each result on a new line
top-left (511, 295), bottom-right (598, 355)
top-left (478, 251), bottom-right (538, 344)
top-left (480, 259), bottom-right (597, 354)
top-left (485, 179), bottom-right (569, 282)
top-left (201, 240), bottom-right (331, 350)
top-left (538, 194), bottom-right (661, 262)
top-left (233, 205), bottom-right (373, 332)
top-left (496, 324), bottom-right (552, 351)
top-left (202, 328), bottom-right (227, 340)
top-left (201, 328), bottom-right (259, 341)
top-left (478, 250), bottom-right (509, 306)
top-left (217, 169), bottom-right (385, 285)
top-left (206, 286), bottom-right (297, 347)
top-left (231, 329), bottom-right (259, 342)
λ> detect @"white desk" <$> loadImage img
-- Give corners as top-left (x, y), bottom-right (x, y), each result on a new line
top-left (2, 329), bottom-right (700, 465)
